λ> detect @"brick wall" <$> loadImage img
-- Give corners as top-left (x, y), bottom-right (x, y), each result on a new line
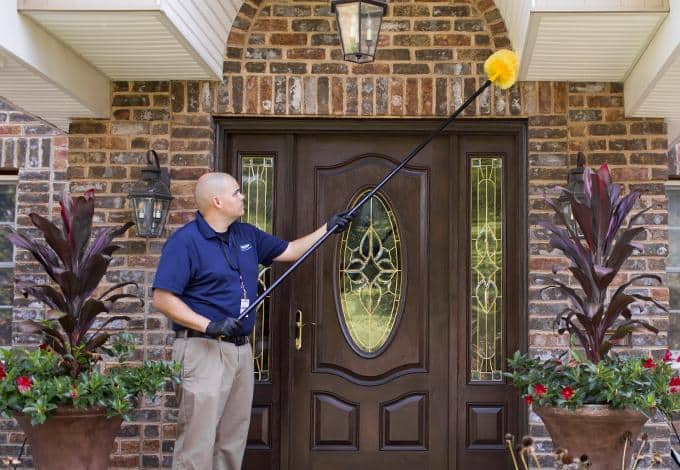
top-left (0, 97), bottom-right (66, 463)
top-left (67, 81), bottom-right (214, 469)
top-left (0, 0), bottom-right (674, 467)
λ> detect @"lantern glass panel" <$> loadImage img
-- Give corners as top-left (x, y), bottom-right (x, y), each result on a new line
top-left (336, 2), bottom-right (360, 56)
top-left (133, 197), bottom-right (154, 236)
top-left (359, 2), bottom-right (383, 59)
top-left (151, 199), bottom-right (170, 237)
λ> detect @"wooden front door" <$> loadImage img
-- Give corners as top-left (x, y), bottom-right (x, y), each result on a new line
top-left (219, 119), bottom-right (527, 470)
top-left (290, 132), bottom-right (450, 469)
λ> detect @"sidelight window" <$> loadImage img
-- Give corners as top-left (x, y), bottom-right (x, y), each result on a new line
top-left (240, 155), bottom-right (275, 381)
top-left (470, 157), bottom-right (504, 382)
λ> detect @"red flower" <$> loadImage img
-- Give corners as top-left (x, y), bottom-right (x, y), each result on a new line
top-left (560, 386), bottom-right (575, 401)
top-left (70, 387), bottom-right (78, 399)
top-left (643, 358), bottom-right (656, 369)
top-left (670, 377), bottom-right (680, 394)
top-left (554, 359), bottom-right (563, 366)
top-left (676, 355), bottom-right (680, 363)
top-left (533, 383), bottom-right (547, 396)
top-left (0, 363), bottom-right (5, 380)
top-left (16, 376), bottom-right (32, 394)
top-left (523, 394), bottom-right (533, 405)
top-left (664, 350), bottom-right (673, 362)
top-left (38, 343), bottom-right (48, 352)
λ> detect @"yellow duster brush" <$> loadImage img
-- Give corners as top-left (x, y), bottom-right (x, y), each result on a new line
top-left (238, 49), bottom-right (520, 321)
top-left (484, 49), bottom-right (519, 90)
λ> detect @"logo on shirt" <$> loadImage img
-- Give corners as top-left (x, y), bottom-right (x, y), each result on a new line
top-left (239, 243), bottom-right (253, 252)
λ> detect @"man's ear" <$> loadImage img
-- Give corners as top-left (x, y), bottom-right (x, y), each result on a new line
top-left (212, 195), bottom-right (222, 208)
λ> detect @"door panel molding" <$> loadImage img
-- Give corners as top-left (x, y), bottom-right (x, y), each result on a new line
top-left (379, 392), bottom-right (429, 451)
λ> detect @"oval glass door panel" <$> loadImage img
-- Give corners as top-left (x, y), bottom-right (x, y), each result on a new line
top-left (338, 190), bottom-right (403, 357)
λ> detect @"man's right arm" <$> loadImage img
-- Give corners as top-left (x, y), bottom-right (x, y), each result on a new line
top-left (152, 288), bottom-right (210, 333)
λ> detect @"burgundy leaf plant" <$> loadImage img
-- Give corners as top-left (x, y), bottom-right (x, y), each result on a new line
top-left (541, 163), bottom-right (665, 363)
top-left (8, 189), bottom-right (138, 377)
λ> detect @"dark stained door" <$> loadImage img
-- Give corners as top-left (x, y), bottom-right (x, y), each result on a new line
top-left (290, 133), bottom-right (450, 469)
top-left (219, 120), bottom-right (527, 470)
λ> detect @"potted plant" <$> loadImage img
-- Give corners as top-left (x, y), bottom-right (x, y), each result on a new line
top-left (506, 164), bottom-right (679, 469)
top-left (0, 189), bottom-right (179, 470)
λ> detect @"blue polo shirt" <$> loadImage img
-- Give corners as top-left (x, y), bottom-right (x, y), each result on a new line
top-left (152, 211), bottom-right (288, 335)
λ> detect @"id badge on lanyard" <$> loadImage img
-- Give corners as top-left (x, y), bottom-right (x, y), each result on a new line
top-left (221, 238), bottom-right (250, 318)
top-left (239, 276), bottom-right (250, 317)
top-left (240, 297), bottom-right (250, 316)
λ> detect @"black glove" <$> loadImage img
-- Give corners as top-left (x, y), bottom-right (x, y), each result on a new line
top-left (327, 210), bottom-right (353, 234)
top-left (205, 317), bottom-right (242, 338)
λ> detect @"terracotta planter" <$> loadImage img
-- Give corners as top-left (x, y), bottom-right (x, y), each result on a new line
top-left (534, 405), bottom-right (648, 470)
top-left (14, 406), bottom-right (122, 470)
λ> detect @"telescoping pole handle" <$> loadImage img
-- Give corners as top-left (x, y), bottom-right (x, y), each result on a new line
top-left (236, 81), bottom-right (493, 321)
top-left (237, 48), bottom-right (519, 320)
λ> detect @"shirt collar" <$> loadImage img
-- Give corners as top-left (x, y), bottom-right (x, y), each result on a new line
top-left (195, 211), bottom-right (230, 240)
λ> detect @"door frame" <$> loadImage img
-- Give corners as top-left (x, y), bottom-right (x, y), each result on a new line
top-left (215, 118), bottom-right (529, 469)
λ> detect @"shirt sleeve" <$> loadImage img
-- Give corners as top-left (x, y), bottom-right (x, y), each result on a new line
top-left (152, 234), bottom-right (193, 295)
top-left (253, 225), bottom-right (289, 266)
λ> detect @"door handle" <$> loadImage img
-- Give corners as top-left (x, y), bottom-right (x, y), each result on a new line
top-left (295, 309), bottom-right (316, 351)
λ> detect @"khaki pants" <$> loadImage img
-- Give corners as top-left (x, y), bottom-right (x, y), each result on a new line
top-left (172, 337), bottom-right (254, 470)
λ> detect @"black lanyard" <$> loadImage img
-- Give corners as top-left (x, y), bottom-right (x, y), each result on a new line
top-left (219, 236), bottom-right (248, 300)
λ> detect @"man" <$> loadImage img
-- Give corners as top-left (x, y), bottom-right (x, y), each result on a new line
top-left (152, 172), bottom-right (351, 470)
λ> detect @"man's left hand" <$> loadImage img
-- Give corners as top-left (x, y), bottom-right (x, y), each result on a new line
top-left (327, 210), bottom-right (353, 234)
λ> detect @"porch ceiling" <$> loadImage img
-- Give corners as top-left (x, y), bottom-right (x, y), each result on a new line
top-left (0, 52), bottom-right (97, 131)
top-left (0, 0), bottom-right (237, 130)
top-left (0, 0), bottom-right (109, 132)
top-left (18, 0), bottom-right (239, 81)
top-left (624, 0), bottom-right (680, 145)
top-left (495, 0), bottom-right (669, 82)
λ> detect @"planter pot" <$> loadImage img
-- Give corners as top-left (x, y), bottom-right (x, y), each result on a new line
top-left (534, 405), bottom-right (648, 470)
top-left (14, 406), bottom-right (123, 470)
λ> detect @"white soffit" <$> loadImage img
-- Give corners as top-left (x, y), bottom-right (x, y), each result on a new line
top-left (0, 0), bottom-right (109, 131)
top-left (625, 0), bottom-right (680, 142)
top-left (496, 0), bottom-right (669, 82)
top-left (0, 53), bottom-right (94, 131)
top-left (19, 0), bottom-right (239, 81)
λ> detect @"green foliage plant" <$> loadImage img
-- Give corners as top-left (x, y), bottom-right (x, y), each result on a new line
top-left (0, 190), bottom-right (178, 425)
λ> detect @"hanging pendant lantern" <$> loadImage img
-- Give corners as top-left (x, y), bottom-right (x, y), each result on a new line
top-left (128, 150), bottom-right (173, 238)
top-left (331, 0), bottom-right (387, 63)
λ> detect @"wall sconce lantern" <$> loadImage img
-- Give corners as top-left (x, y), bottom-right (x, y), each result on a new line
top-left (331, 0), bottom-right (387, 63)
top-left (560, 151), bottom-right (586, 236)
top-left (128, 150), bottom-right (173, 238)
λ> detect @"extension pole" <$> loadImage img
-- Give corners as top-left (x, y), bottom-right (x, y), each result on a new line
top-left (237, 80), bottom-right (492, 320)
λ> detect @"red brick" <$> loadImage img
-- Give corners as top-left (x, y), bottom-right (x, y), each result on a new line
top-left (331, 77), bottom-right (343, 115)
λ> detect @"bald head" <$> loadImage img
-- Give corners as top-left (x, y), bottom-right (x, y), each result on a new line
top-left (195, 172), bottom-right (238, 213)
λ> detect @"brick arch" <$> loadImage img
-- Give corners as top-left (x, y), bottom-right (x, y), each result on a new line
top-left (227, 0), bottom-right (513, 52)
top-left (470, 0), bottom-right (511, 49)
top-left (217, 0), bottom-right (519, 118)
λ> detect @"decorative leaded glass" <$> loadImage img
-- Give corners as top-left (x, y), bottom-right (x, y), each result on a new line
top-left (241, 155), bottom-right (274, 381)
top-left (470, 157), bottom-right (504, 382)
top-left (338, 190), bottom-right (402, 356)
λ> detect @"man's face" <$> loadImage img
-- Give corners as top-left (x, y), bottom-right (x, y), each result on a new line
top-left (217, 177), bottom-right (245, 219)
